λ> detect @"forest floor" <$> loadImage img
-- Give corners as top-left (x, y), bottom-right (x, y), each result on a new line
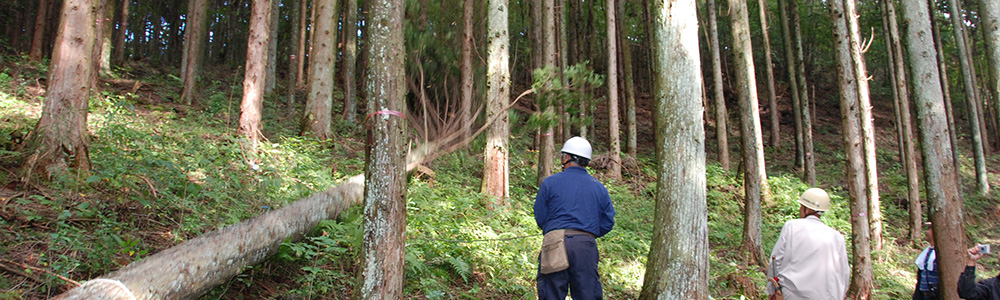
top-left (1, 57), bottom-right (999, 299)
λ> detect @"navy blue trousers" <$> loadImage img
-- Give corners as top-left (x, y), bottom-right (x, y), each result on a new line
top-left (537, 234), bottom-right (602, 300)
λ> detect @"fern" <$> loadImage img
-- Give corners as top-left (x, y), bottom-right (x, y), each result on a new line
top-left (446, 256), bottom-right (471, 282)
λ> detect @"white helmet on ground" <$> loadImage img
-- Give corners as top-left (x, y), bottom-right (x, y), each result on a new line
top-left (560, 137), bottom-right (592, 160)
top-left (798, 188), bottom-right (831, 212)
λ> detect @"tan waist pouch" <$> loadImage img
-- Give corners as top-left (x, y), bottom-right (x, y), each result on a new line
top-left (539, 229), bottom-right (568, 274)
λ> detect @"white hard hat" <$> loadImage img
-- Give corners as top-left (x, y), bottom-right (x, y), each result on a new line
top-left (560, 137), bottom-right (592, 160)
top-left (798, 188), bottom-right (831, 211)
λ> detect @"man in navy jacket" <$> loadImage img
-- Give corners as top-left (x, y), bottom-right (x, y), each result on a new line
top-left (534, 137), bottom-right (616, 300)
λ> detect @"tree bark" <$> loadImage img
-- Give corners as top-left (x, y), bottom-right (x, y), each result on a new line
top-left (777, 0), bottom-right (802, 178)
top-left (29, 0), bottom-right (50, 61)
top-left (265, 0), bottom-right (280, 94)
top-left (983, 0), bottom-right (1000, 152)
top-left (619, 0), bottom-right (637, 159)
top-left (882, 0), bottom-right (922, 244)
top-left (342, 0), bottom-right (359, 123)
top-left (180, 0), bottom-right (209, 106)
top-left (729, 0), bottom-right (769, 268)
top-left (536, 0), bottom-right (556, 186)
top-left (929, 0), bottom-right (962, 192)
top-left (707, 0), bottom-right (728, 172)
top-left (756, 0), bottom-right (778, 148)
top-left (97, 0), bottom-right (114, 76)
top-left (238, 0), bottom-right (273, 145)
top-left (607, 0), bottom-right (622, 179)
top-left (639, 0), bottom-right (708, 297)
top-left (789, 0), bottom-right (815, 185)
top-left (830, 0), bottom-right (873, 296)
top-left (357, 0), bottom-right (406, 296)
top-left (28, 0), bottom-right (98, 173)
top-left (296, 0), bottom-right (308, 88)
top-left (900, 1), bottom-right (966, 300)
top-left (54, 176), bottom-right (366, 300)
top-left (460, 0), bottom-right (474, 139)
top-left (482, 0), bottom-right (510, 201)
top-left (946, 0), bottom-right (990, 195)
top-left (302, 0), bottom-right (339, 139)
top-left (287, 0), bottom-right (299, 117)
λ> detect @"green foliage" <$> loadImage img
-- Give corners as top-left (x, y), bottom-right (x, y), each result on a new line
top-left (528, 62), bottom-right (605, 132)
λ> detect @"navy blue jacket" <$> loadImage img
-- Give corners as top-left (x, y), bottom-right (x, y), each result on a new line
top-left (534, 166), bottom-right (615, 237)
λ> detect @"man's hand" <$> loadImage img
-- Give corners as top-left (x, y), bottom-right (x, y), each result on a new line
top-left (968, 246), bottom-right (987, 266)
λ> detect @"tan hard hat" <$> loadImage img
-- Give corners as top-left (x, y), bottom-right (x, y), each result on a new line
top-left (798, 188), bottom-right (831, 211)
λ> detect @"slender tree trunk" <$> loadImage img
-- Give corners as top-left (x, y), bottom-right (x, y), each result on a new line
top-left (265, 0), bottom-right (280, 94)
top-left (729, 0), bottom-right (769, 268)
top-left (537, 0), bottom-right (556, 186)
top-left (296, 0), bottom-right (308, 88)
top-left (181, 0), bottom-right (209, 106)
top-left (983, 0), bottom-right (1000, 152)
top-left (947, 0), bottom-right (990, 195)
top-left (112, 0), bottom-right (128, 63)
top-left (842, 0), bottom-right (882, 252)
top-left (531, 0), bottom-right (543, 72)
top-left (929, 0), bottom-right (962, 191)
top-left (482, 0), bottom-right (510, 201)
top-left (460, 0), bottom-right (474, 139)
top-left (28, 0), bottom-right (97, 173)
top-left (619, 0), bottom-right (638, 159)
top-left (883, 0), bottom-right (922, 244)
top-left (639, 0), bottom-right (708, 297)
top-left (302, 0), bottom-right (339, 139)
top-left (97, 0), bottom-right (114, 76)
top-left (287, 0), bottom-right (299, 116)
top-left (777, 0), bottom-right (801, 175)
top-left (607, 0), bottom-right (622, 179)
top-left (29, 0), bottom-right (50, 61)
top-left (707, 0), bottom-right (729, 172)
top-left (342, 0), bottom-right (359, 123)
top-left (790, 0), bottom-right (815, 185)
top-left (830, 0), bottom-right (873, 296)
top-left (901, 1), bottom-right (966, 300)
top-left (238, 0), bottom-right (272, 145)
top-left (757, 0), bottom-right (778, 148)
top-left (358, 0), bottom-right (406, 296)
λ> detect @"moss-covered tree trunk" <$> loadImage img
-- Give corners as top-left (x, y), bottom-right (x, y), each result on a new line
top-left (29, 0), bottom-right (98, 173)
top-left (729, 0), bottom-right (769, 268)
top-left (830, 0), bottom-right (873, 296)
top-left (638, 0), bottom-right (708, 298)
top-left (357, 0), bottom-right (406, 296)
top-left (238, 0), bottom-right (272, 145)
top-left (482, 0), bottom-right (510, 201)
top-left (900, 1), bottom-right (966, 299)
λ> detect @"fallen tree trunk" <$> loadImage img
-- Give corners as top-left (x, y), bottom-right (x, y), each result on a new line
top-left (54, 175), bottom-right (365, 299)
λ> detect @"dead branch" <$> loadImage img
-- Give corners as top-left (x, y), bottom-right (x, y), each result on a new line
top-left (0, 258), bottom-right (80, 287)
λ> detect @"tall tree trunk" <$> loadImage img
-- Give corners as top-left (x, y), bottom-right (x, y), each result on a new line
top-left (639, 0), bottom-right (708, 298)
top-left (842, 0), bottom-right (881, 252)
top-left (358, 0), bottom-right (406, 296)
top-left (789, 0), bottom-right (815, 185)
top-left (29, 0), bottom-right (49, 61)
top-left (296, 0), bottom-right (308, 88)
top-left (238, 0), bottom-right (273, 145)
top-left (607, 0), bottom-right (622, 179)
top-left (929, 0), bottom-right (962, 191)
top-left (265, 0), bottom-right (280, 94)
top-left (302, 0), bottom-right (339, 139)
top-left (983, 0), bottom-right (1000, 152)
top-left (830, 0), bottom-right (873, 296)
top-left (28, 0), bottom-right (97, 173)
top-left (112, 0), bottom-right (127, 64)
top-left (707, 0), bottom-right (729, 172)
top-left (536, 0), bottom-right (556, 186)
top-left (619, 0), bottom-right (638, 159)
top-left (901, 1), bottom-right (967, 300)
top-left (777, 0), bottom-right (801, 175)
top-left (482, 0), bottom-right (510, 201)
top-left (947, 0), bottom-right (990, 195)
top-left (181, 0), bottom-right (209, 106)
top-left (97, 0), bottom-right (114, 76)
top-left (460, 0), bottom-right (474, 139)
top-left (757, 0), bottom-right (778, 148)
top-left (342, 0), bottom-right (359, 123)
top-left (729, 0), bottom-right (769, 268)
top-left (287, 0), bottom-right (299, 116)
top-left (531, 0), bottom-right (543, 71)
top-left (882, 0), bottom-right (922, 244)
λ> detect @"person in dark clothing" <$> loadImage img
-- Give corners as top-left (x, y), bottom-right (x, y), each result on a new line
top-left (913, 225), bottom-right (940, 300)
top-left (958, 245), bottom-right (1000, 300)
top-left (534, 137), bottom-right (616, 300)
